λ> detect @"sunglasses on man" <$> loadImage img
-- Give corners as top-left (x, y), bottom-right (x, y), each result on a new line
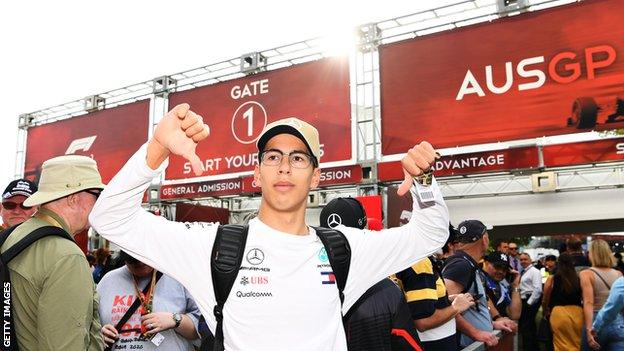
top-left (1, 202), bottom-right (33, 210)
top-left (84, 189), bottom-right (102, 199)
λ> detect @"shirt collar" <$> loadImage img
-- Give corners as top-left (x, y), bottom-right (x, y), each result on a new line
top-left (35, 208), bottom-right (72, 234)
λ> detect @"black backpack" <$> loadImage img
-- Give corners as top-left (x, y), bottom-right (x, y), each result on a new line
top-left (0, 225), bottom-right (75, 351)
top-left (206, 224), bottom-right (351, 351)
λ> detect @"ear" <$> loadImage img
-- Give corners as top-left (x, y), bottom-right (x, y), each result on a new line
top-left (253, 165), bottom-right (262, 188)
top-left (310, 167), bottom-right (321, 189)
top-left (65, 193), bottom-right (80, 208)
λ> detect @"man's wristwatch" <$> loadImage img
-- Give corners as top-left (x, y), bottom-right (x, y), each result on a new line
top-left (172, 313), bottom-right (182, 328)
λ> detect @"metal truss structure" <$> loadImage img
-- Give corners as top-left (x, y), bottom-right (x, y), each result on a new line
top-left (437, 163), bottom-right (624, 199)
top-left (18, 0), bottom-right (608, 209)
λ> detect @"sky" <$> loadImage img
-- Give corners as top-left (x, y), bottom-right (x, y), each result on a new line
top-left (0, 0), bottom-right (453, 185)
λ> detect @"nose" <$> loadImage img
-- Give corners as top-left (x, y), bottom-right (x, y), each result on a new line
top-left (277, 155), bottom-right (291, 174)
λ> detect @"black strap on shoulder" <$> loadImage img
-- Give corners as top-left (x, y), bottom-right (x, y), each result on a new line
top-left (0, 225), bottom-right (74, 351)
top-left (210, 224), bottom-right (249, 351)
top-left (104, 271), bottom-right (163, 351)
top-left (442, 254), bottom-right (477, 294)
top-left (314, 227), bottom-right (351, 305)
top-left (2, 226), bottom-right (73, 263)
top-left (0, 225), bottom-right (20, 249)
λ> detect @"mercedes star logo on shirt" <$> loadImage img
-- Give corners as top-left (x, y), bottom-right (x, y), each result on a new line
top-left (246, 248), bottom-right (265, 265)
top-left (327, 213), bottom-right (342, 228)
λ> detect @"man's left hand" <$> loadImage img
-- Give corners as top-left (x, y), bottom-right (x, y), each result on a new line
top-left (397, 141), bottom-right (438, 196)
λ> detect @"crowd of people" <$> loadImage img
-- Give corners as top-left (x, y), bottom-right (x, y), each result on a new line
top-left (0, 103), bottom-right (622, 351)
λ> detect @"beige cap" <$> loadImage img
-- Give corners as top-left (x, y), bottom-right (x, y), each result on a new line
top-left (256, 117), bottom-right (321, 162)
top-left (23, 155), bottom-right (105, 206)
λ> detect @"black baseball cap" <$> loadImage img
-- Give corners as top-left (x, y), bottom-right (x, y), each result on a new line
top-left (2, 179), bottom-right (38, 201)
top-left (484, 251), bottom-right (511, 269)
top-left (448, 223), bottom-right (460, 243)
top-left (320, 197), bottom-right (367, 230)
top-left (456, 220), bottom-right (488, 243)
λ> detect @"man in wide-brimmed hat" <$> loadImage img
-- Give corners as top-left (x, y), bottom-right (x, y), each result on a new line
top-left (0, 155), bottom-right (105, 350)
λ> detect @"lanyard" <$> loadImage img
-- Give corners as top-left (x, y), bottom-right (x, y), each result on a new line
top-left (132, 270), bottom-right (158, 336)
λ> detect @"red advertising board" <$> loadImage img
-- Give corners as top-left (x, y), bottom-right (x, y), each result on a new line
top-left (161, 179), bottom-right (242, 200)
top-left (378, 147), bottom-right (539, 181)
top-left (24, 100), bottom-right (149, 183)
top-left (380, 0), bottom-right (624, 155)
top-left (166, 57), bottom-right (352, 180)
top-left (242, 164), bottom-right (364, 194)
top-left (543, 138), bottom-right (624, 167)
top-left (355, 195), bottom-right (382, 226)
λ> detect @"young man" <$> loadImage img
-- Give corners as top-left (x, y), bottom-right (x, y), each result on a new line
top-left (90, 104), bottom-right (449, 350)
top-left (1, 179), bottom-right (38, 229)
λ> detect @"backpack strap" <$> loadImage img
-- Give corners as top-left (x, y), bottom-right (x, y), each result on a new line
top-left (442, 255), bottom-right (477, 294)
top-left (1, 225), bottom-right (74, 351)
top-left (2, 226), bottom-right (73, 263)
top-left (314, 227), bottom-right (351, 305)
top-left (0, 225), bottom-right (20, 249)
top-left (210, 224), bottom-right (249, 351)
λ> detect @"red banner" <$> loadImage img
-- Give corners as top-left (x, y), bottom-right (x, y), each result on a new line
top-left (160, 179), bottom-right (242, 200)
top-left (242, 164), bottom-right (364, 194)
top-left (380, 0), bottom-right (624, 155)
top-left (543, 138), bottom-right (624, 167)
top-left (318, 165), bottom-right (363, 187)
top-left (166, 57), bottom-right (352, 180)
top-left (24, 101), bottom-right (149, 183)
top-left (378, 147), bottom-right (539, 181)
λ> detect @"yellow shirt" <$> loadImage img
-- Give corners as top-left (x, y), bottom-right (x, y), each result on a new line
top-left (0, 208), bottom-right (103, 350)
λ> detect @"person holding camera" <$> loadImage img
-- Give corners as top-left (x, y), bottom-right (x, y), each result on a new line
top-left (482, 251), bottom-right (522, 321)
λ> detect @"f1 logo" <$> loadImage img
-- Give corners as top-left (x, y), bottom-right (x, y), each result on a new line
top-left (65, 136), bottom-right (97, 155)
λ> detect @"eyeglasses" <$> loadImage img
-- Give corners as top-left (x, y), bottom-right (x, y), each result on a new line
top-left (509, 247), bottom-right (518, 250)
top-left (1, 202), bottom-right (33, 210)
top-left (84, 189), bottom-right (102, 199)
top-left (260, 149), bottom-right (315, 169)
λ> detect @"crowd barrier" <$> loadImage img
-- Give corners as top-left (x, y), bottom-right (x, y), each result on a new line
top-left (461, 330), bottom-right (519, 351)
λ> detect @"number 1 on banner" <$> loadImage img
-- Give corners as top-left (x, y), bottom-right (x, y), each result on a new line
top-left (231, 101), bottom-right (268, 144)
top-left (243, 106), bottom-right (254, 137)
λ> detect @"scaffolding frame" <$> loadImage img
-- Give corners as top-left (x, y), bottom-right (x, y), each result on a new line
top-left (15, 0), bottom-right (595, 205)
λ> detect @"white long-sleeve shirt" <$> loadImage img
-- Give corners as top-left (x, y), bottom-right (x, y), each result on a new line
top-left (89, 144), bottom-right (450, 351)
top-left (519, 265), bottom-right (542, 305)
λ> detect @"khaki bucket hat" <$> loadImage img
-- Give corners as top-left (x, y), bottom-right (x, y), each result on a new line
top-left (23, 155), bottom-right (105, 206)
top-left (256, 117), bottom-right (321, 162)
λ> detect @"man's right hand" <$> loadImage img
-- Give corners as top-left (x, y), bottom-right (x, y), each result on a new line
top-left (101, 324), bottom-right (119, 346)
top-left (509, 269), bottom-right (521, 286)
top-left (450, 293), bottom-right (475, 313)
top-left (474, 330), bottom-right (499, 347)
top-left (147, 103), bottom-right (210, 175)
